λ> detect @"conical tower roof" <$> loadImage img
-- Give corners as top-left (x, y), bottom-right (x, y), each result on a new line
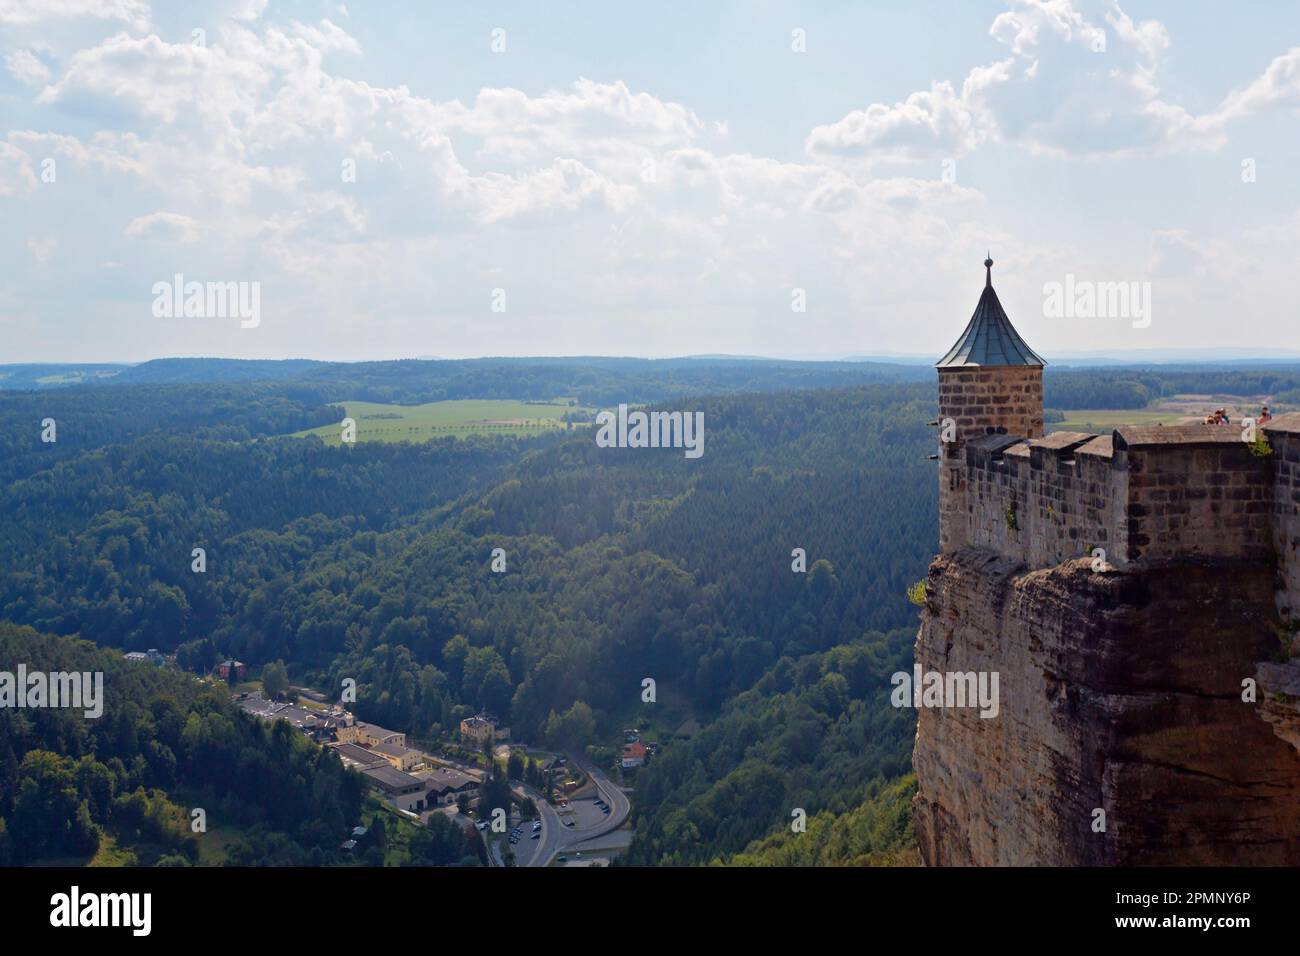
top-left (936, 256), bottom-right (1045, 368)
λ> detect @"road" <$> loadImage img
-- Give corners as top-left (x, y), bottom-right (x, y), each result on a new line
top-left (514, 782), bottom-right (564, 867)
top-left (522, 752), bottom-right (632, 867)
top-left (565, 752), bottom-right (631, 843)
top-left (411, 747), bottom-right (630, 868)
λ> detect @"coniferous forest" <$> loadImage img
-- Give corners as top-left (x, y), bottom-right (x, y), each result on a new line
top-left (3, 357), bottom-right (1297, 866)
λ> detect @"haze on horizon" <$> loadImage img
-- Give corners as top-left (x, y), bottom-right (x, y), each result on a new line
top-left (3, 0), bottom-right (1300, 364)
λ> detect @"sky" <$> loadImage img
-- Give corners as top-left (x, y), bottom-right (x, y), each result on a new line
top-left (2, 0), bottom-right (1300, 363)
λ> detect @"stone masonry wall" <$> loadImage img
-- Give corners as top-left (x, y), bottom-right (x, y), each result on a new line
top-left (958, 429), bottom-right (1277, 573)
top-left (966, 435), bottom-right (1122, 570)
top-left (937, 365), bottom-right (1043, 556)
top-left (937, 365), bottom-right (1044, 445)
top-left (1117, 442), bottom-right (1274, 568)
top-left (920, 409), bottom-right (1300, 866)
top-left (938, 458), bottom-right (966, 555)
top-left (1267, 427), bottom-right (1300, 625)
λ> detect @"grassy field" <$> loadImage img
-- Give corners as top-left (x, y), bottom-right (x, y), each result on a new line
top-left (32, 833), bottom-right (136, 867)
top-left (194, 823), bottom-right (246, 866)
top-left (1050, 408), bottom-right (1185, 432)
top-left (1051, 393), bottom-right (1279, 434)
top-left (37, 830), bottom-right (199, 867)
top-left (292, 399), bottom-right (588, 445)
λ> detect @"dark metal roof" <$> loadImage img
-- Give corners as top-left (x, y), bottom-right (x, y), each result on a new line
top-left (936, 257), bottom-right (1045, 368)
top-left (967, 433), bottom-right (1026, 454)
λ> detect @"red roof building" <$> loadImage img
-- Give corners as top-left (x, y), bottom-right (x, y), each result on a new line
top-left (621, 741), bottom-right (647, 768)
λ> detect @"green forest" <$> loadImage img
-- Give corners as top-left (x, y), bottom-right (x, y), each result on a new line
top-left (3, 356), bottom-right (1297, 866)
top-left (0, 622), bottom-right (365, 865)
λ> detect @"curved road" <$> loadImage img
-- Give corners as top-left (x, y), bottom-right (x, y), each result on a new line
top-left (514, 781), bottom-right (564, 867)
top-left (565, 752), bottom-right (631, 843)
top-left (521, 752), bottom-right (631, 867)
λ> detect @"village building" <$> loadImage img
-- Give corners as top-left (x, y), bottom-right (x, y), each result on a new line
top-left (329, 743), bottom-right (390, 771)
top-left (422, 767), bottom-right (481, 807)
top-left (361, 764), bottom-right (428, 813)
top-left (620, 741), bottom-right (647, 769)
top-left (124, 649), bottom-right (165, 666)
top-left (369, 741), bottom-right (424, 772)
top-left (459, 715), bottom-right (497, 744)
top-left (217, 660), bottom-right (247, 681)
top-left (337, 721), bottom-right (405, 748)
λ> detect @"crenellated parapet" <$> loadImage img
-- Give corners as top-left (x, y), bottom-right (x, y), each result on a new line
top-left (949, 414), bottom-right (1300, 625)
top-left (919, 257), bottom-right (1300, 866)
top-left (962, 429), bottom-right (1121, 569)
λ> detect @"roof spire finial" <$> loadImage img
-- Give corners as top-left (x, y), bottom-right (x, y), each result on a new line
top-left (984, 251), bottom-right (993, 288)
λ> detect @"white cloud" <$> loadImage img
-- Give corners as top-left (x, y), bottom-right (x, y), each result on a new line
top-left (0, 141), bottom-right (39, 195)
top-left (0, 0), bottom-right (150, 31)
top-left (808, 0), bottom-right (1300, 163)
top-left (288, 19), bottom-right (360, 55)
top-left (124, 211), bottom-right (200, 242)
top-left (807, 81), bottom-right (980, 162)
top-left (39, 32), bottom-right (269, 127)
top-left (9, 130), bottom-right (146, 177)
top-left (459, 158), bottom-right (638, 225)
top-left (6, 48), bottom-right (51, 86)
top-left (231, 0), bottom-right (267, 21)
top-left (0, 10), bottom-right (1024, 358)
top-left (440, 78), bottom-right (704, 167)
top-left (5, 0), bottom-right (1299, 361)
top-left (1214, 46), bottom-right (1300, 121)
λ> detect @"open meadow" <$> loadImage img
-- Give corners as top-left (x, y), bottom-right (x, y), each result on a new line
top-left (292, 398), bottom-right (590, 445)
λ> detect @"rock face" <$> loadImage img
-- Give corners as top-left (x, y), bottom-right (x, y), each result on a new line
top-left (912, 549), bottom-right (1300, 865)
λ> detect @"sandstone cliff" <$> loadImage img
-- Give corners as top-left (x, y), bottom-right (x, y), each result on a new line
top-left (912, 549), bottom-right (1300, 865)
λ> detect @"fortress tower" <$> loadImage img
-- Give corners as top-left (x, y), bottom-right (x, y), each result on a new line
top-left (935, 256), bottom-right (1044, 553)
top-left (915, 260), bottom-right (1300, 865)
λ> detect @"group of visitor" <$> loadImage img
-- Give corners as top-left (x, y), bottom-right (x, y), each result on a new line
top-left (1202, 405), bottom-right (1272, 425)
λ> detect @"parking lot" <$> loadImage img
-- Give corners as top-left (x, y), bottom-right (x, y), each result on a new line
top-left (478, 812), bottom-right (545, 866)
top-left (556, 794), bottom-right (612, 832)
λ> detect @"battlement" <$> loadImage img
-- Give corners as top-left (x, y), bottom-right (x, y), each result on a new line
top-left (964, 429), bottom-right (1121, 568)
top-left (948, 412), bottom-right (1300, 622)
top-left (931, 258), bottom-right (1300, 621)
top-left (921, 257), bottom-right (1300, 866)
